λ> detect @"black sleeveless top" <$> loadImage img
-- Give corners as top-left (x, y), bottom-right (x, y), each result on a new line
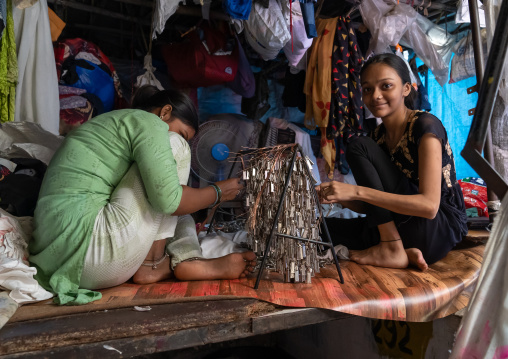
top-left (370, 111), bottom-right (468, 242)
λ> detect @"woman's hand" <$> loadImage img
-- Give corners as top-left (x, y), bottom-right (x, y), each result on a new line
top-left (215, 178), bottom-right (244, 202)
top-left (317, 181), bottom-right (358, 203)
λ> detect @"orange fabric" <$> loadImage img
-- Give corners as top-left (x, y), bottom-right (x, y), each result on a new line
top-left (303, 18), bottom-right (338, 178)
top-left (48, 8), bottom-right (65, 42)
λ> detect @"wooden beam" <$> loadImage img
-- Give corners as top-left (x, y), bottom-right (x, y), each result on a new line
top-left (47, 0), bottom-right (151, 26)
top-left (0, 299), bottom-right (351, 358)
top-left (70, 23), bottom-right (134, 36)
top-left (110, 0), bottom-right (154, 7)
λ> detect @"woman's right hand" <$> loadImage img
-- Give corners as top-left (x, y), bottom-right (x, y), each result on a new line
top-left (215, 178), bottom-right (244, 202)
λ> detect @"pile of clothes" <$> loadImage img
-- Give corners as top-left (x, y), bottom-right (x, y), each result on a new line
top-left (54, 38), bottom-right (126, 135)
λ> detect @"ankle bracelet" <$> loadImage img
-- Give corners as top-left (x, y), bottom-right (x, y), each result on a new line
top-left (141, 251), bottom-right (169, 269)
top-left (379, 239), bottom-right (402, 243)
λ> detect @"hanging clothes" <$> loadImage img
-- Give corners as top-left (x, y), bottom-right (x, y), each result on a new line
top-left (303, 17), bottom-right (338, 178)
top-left (0, 0), bottom-right (16, 124)
top-left (0, 0), bottom-right (6, 39)
top-left (12, 0), bottom-right (59, 134)
top-left (299, 0), bottom-right (318, 38)
top-left (329, 17), bottom-right (365, 174)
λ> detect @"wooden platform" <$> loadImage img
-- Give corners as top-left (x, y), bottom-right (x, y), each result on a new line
top-left (0, 243), bottom-right (484, 357)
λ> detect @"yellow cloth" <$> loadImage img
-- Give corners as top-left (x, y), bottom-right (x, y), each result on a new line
top-left (48, 7), bottom-right (65, 42)
top-left (0, 0), bottom-right (17, 124)
top-left (303, 17), bottom-right (338, 178)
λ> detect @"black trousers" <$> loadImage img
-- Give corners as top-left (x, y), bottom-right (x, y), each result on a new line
top-left (324, 136), bottom-right (457, 264)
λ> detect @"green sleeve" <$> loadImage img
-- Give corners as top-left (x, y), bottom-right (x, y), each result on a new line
top-left (123, 113), bottom-right (183, 214)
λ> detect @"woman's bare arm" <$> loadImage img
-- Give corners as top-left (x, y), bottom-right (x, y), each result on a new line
top-left (320, 134), bottom-right (442, 219)
top-left (171, 178), bottom-right (244, 216)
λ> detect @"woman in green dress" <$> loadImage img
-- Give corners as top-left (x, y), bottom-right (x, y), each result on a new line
top-left (29, 86), bottom-right (256, 305)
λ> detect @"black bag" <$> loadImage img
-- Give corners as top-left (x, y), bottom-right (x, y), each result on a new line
top-left (0, 158), bottom-right (47, 217)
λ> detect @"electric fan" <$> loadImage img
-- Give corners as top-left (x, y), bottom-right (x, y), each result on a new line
top-left (189, 114), bottom-right (262, 184)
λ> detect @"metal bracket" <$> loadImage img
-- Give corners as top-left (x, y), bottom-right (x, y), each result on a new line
top-left (469, 108), bottom-right (476, 116)
top-left (467, 85), bottom-right (478, 94)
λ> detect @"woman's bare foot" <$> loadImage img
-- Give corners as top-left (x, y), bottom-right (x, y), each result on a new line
top-left (132, 239), bottom-right (172, 284)
top-left (350, 240), bottom-right (409, 269)
top-left (405, 248), bottom-right (428, 271)
top-left (174, 251), bottom-right (257, 281)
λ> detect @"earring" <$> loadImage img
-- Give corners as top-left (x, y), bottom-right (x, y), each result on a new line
top-left (160, 114), bottom-right (164, 120)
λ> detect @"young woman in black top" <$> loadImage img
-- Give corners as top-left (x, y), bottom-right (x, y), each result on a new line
top-left (319, 54), bottom-right (467, 270)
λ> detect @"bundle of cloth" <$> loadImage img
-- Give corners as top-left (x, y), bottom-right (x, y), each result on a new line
top-left (54, 38), bottom-right (127, 135)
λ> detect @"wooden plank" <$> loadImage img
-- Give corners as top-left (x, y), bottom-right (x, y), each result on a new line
top-left (0, 300), bottom-right (350, 358)
top-left (47, 0), bottom-right (151, 26)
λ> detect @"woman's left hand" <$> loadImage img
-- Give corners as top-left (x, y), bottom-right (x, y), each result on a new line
top-left (317, 181), bottom-right (358, 203)
top-left (215, 178), bottom-right (244, 202)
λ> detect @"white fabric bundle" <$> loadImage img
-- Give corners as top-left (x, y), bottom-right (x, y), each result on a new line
top-left (244, 0), bottom-right (290, 61)
top-left (12, 0), bottom-right (60, 135)
top-left (0, 210), bottom-right (53, 304)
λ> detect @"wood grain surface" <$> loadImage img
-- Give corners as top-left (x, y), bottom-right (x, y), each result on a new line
top-left (10, 244), bottom-right (484, 323)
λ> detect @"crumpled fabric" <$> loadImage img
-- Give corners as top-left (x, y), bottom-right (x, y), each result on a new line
top-left (0, 211), bottom-right (53, 304)
top-left (136, 54), bottom-right (164, 90)
top-left (451, 193), bottom-right (508, 359)
top-left (0, 0), bottom-right (17, 124)
top-left (0, 121), bottom-right (63, 165)
top-left (303, 17), bottom-right (338, 177)
top-left (281, 1), bottom-right (313, 67)
top-left (152, 0), bottom-right (180, 39)
top-left (199, 230), bottom-right (249, 259)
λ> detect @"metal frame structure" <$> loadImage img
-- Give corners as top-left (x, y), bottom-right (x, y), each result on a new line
top-left (461, 0), bottom-right (508, 200)
top-left (208, 145), bottom-right (345, 289)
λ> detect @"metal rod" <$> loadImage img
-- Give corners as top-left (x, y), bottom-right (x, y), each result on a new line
top-left (254, 147), bottom-right (298, 289)
top-left (295, 145), bottom-right (344, 283)
top-left (462, 0), bottom-right (508, 200)
top-left (275, 233), bottom-right (334, 247)
top-left (468, 0), bottom-right (499, 204)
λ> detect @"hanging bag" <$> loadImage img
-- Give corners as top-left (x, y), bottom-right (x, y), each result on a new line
top-left (162, 23), bottom-right (239, 88)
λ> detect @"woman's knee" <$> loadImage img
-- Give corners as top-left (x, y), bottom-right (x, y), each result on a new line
top-left (346, 136), bottom-right (378, 162)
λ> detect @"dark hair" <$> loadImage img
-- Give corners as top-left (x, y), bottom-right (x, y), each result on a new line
top-left (360, 53), bottom-right (417, 110)
top-left (132, 85), bottom-right (199, 133)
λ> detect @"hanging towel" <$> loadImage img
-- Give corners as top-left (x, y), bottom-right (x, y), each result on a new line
top-left (329, 17), bottom-right (364, 174)
top-left (303, 17), bottom-right (338, 178)
top-left (13, 0), bottom-right (59, 134)
top-left (0, 0), bottom-right (17, 124)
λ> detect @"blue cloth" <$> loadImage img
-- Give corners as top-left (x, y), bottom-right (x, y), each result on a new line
top-left (223, 0), bottom-right (252, 20)
top-left (0, 0), bottom-right (6, 39)
top-left (299, 0), bottom-right (317, 38)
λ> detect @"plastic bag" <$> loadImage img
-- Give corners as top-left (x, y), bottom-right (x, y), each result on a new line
top-left (459, 177), bottom-right (489, 217)
top-left (244, 0), bottom-right (290, 61)
top-left (360, 0), bottom-right (451, 86)
top-left (449, 31), bottom-right (487, 83)
top-left (455, 0), bottom-right (486, 26)
top-left (281, 1), bottom-right (313, 67)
